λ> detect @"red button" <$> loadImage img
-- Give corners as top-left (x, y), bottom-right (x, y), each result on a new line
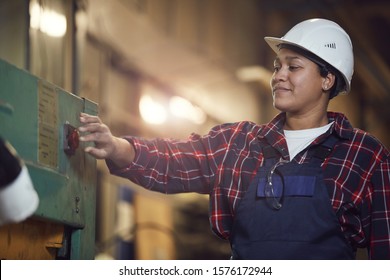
top-left (64, 124), bottom-right (80, 156)
top-left (68, 129), bottom-right (79, 151)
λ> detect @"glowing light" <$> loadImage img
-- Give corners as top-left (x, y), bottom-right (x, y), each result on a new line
top-left (236, 66), bottom-right (272, 87)
top-left (169, 96), bottom-right (206, 125)
top-left (30, 1), bottom-right (67, 37)
top-left (139, 95), bottom-right (167, 125)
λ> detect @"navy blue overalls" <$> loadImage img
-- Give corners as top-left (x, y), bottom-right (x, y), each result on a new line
top-left (230, 136), bottom-right (355, 259)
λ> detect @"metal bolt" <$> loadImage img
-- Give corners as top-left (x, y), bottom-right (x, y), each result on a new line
top-left (75, 197), bottom-right (80, 214)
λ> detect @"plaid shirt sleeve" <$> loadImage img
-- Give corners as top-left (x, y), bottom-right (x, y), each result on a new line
top-left (368, 154), bottom-right (390, 259)
top-left (106, 122), bottom-right (248, 195)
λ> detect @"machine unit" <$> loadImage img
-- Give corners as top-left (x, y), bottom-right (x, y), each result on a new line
top-left (0, 59), bottom-right (98, 259)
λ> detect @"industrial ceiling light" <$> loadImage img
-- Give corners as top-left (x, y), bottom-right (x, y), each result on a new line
top-left (139, 94), bottom-right (167, 125)
top-left (169, 96), bottom-right (206, 125)
top-left (236, 66), bottom-right (272, 88)
top-left (30, 0), bottom-right (67, 38)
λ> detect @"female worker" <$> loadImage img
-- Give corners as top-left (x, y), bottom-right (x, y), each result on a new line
top-left (78, 19), bottom-right (390, 259)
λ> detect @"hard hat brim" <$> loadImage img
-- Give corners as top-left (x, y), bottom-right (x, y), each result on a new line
top-left (264, 36), bottom-right (310, 55)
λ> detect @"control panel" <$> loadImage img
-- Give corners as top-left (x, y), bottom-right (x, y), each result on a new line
top-left (0, 59), bottom-right (98, 259)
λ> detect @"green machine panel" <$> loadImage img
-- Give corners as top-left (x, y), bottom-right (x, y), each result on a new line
top-left (0, 59), bottom-right (98, 259)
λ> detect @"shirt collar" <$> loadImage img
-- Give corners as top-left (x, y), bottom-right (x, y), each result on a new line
top-left (258, 112), bottom-right (355, 141)
top-left (327, 111), bottom-right (354, 140)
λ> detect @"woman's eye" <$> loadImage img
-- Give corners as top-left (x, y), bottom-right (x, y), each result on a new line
top-left (273, 64), bottom-right (301, 72)
top-left (288, 65), bottom-right (300, 71)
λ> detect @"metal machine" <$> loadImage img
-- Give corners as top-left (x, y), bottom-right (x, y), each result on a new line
top-left (0, 59), bottom-right (98, 259)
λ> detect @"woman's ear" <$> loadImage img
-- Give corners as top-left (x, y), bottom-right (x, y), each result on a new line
top-left (322, 72), bottom-right (336, 91)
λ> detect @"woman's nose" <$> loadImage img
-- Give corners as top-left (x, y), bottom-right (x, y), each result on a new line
top-left (273, 67), bottom-right (288, 82)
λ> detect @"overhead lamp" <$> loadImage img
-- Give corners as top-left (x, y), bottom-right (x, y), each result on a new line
top-left (30, 1), bottom-right (67, 37)
top-left (236, 66), bottom-right (272, 88)
top-left (169, 96), bottom-right (206, 125)
top-left (139, 94), bottom-right (167, 125)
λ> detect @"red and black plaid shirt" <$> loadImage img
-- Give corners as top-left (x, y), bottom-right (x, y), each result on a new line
top-left (108, 112), bottom-right (390, 259)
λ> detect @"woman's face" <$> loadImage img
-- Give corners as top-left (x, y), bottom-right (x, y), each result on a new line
top-left (270, 48), bottom-right (329, 114)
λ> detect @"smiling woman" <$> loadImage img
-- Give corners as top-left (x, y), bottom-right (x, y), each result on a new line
top-left (78, 18), bottom-right (390, 260)
top-left (270, 48), bottom-right (332, 129)
top-left (265, 18), bottom-right (354, 97)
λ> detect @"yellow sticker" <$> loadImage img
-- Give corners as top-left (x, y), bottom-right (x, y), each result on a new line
top-left (38, 80), bottom-right (58, 169)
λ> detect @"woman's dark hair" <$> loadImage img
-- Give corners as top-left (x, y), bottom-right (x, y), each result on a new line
top-left (278, 43), bottom-right (345, 99)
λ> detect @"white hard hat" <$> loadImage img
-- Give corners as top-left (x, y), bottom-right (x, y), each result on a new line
top-left (265, 18), bottom-right (354, 95)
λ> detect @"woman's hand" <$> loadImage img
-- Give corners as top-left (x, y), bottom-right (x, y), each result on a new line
top-left (78, 113), bottom-right (135, 168)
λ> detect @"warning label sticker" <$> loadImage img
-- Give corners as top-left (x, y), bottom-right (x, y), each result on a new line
top-left (38, 80), bottom-right (58, 169)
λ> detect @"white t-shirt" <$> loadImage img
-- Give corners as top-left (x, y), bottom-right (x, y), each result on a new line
top-left (284, 122), bottom-right (334, 160)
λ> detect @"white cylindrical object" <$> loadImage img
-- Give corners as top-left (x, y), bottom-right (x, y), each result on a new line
top-left (0, 165), bottom-right (39, 226)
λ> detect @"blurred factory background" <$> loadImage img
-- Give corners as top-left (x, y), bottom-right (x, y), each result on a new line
top-left (0, 0), bottom-right (389, 260)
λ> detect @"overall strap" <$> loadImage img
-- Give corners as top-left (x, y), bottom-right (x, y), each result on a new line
top-left (261, 144), bottom-right (283, 168)
top-left (311, 134), bottom-right (339, 163)
top-left (262, 145), bottom-right (280, 159)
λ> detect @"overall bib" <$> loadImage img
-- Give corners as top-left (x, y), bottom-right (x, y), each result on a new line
top-left (230, 137), bottom-right (355, 259)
